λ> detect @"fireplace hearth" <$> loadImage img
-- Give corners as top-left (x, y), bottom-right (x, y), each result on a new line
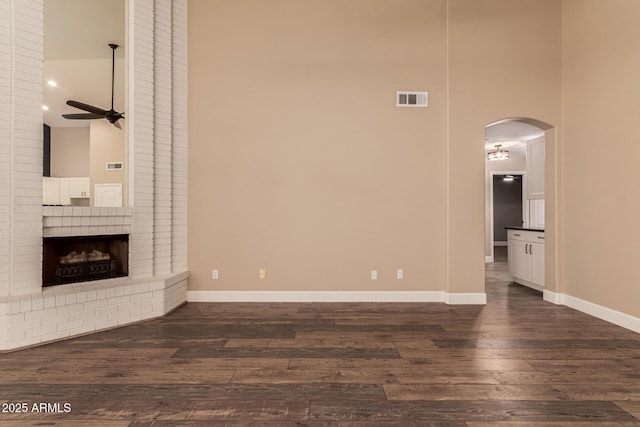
top-left (43, 235), bottom-right (129, 287)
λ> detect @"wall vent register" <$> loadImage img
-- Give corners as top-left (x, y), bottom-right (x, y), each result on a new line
top-left (397, 91), bottom-right (428, 107)
top-left (106, 162), bottom-right (124, 170)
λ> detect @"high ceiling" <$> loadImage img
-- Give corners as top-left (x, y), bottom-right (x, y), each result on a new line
top-left (43, 0), bottom-right (126, 127)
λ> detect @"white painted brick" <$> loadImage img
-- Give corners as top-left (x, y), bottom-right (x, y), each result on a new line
top-left (41, 330), bottom-right (70, 342)
top-left (19, 296), bottom-right (32, 312)
top-left (83, 313), bottom-right (108, 327)
top-left (107, 310), bottom-right (130, 322)
top-left (25, 321), bottom-right (55, 338)
top-left (95, 305), bottom-right (118, 316)
top-left (14, 317), bottom-right (42, 332)
top-left (25, 307), bottom-right (56, 321)
top-left (68, 324), bottom-right (95, 336)
top-left (57, 318), bottom-right (83, 332)
top-left (108, 295), bottom-right (130, 306)
top-left (56, 303), bottom-right (84, 315)
top-left (84, 299), bottom-right (107, 310)
top-left (69, 309), bottom-right (97, 322)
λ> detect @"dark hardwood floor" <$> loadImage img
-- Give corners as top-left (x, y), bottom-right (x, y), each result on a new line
top-left (1, 251), bottom-right (640, 426)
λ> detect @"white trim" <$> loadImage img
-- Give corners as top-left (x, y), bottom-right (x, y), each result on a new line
top-left (187, 291), bottom-right (487, 305)
top-left (563, 294), bottom-right (640, 334)
top-left (543, 289), bottom-right (564, 305)
top-left (544, 291), bottom-right (640, 334)
top-left (485, 256), bottom-right (493, 263)
top-left (445, 292), bottom-right (487, 305)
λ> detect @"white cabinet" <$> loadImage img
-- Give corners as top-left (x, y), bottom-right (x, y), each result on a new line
top-left (507, 229), bottom-right (545, 291)
top-left (526, 137), bottom-right (545, 200)
top-left (42, 177), bottom-right (90, 205)
top-left (68, 177), bottom-right (90, 198)
top-left (43, 177), bottom-right (60, 205)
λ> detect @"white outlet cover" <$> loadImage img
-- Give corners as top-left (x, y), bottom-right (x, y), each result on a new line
top-left (371, 270), bottom-right (378, 280)
top-left (397, 269), bottom-right (404, 280)
top-left (212, 269), bottom-right (219, 279)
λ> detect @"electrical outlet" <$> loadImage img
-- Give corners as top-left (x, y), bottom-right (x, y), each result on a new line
top-left (371, 270), bottom-right (378, 280)
top-left (259, 269), bottom-right (266, 279)
top-left (397, 269), bottom-right (404, 280)
top-left (212, 269), bottom-right (219, 280)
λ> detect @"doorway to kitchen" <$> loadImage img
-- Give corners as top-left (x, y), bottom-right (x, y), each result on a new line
top-left (484, 117), bottom-right (557, 301)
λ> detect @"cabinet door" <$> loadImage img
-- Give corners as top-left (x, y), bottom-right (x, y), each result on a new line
top-left (69, 177), bottom-right (90, 198)
top-left (508, 240), bottom-right (529, 281)
top-left (43, 177), bottom-right (60, 205)
top-left (59, 178), bottom-right (71, 205)
top-left (529, 241), bottom-right (545, 286)
top-left (526, 137), bottom-right (545, 200)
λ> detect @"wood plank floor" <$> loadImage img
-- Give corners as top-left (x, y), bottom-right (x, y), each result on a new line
top-left (1, 249), bottom-right (639, 426)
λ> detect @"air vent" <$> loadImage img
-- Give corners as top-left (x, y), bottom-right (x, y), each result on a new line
top-left (397, 91), bottom-right (428, 107)
top-left (106, 162), bottom-right (123, 170)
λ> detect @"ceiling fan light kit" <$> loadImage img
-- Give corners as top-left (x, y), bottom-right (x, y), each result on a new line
top-left (62, 43), bottom-right (124, 129)
top-left (487, 144), bottom-right (509, 161)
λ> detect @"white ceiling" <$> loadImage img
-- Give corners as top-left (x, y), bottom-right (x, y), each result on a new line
top-left (485, 120), bottom-right (545, 157)
top-left (43, 0), bottom-right (125, 128)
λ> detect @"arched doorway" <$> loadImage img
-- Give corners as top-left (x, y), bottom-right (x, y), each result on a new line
top-left (484, 117), bottom-right (557, 298)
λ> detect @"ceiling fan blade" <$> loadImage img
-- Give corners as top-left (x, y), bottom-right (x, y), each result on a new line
top-left (66, 100), bottom-right (107, 116)
top-left (112, 120), bottom-right (122, 129)
top-left (62, 113), bottom-right (104, 120)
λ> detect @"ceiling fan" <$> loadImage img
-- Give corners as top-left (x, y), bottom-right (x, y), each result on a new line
top-left (62, 43), bottom-right (124, 129)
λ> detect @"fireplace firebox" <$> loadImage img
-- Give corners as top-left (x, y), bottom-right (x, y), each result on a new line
top-left (43, 235), bottom-right (129, 287)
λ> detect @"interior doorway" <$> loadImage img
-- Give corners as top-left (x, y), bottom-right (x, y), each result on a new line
top-left (490, 172), bottom-right (525, 262)
top-left (484, 117), bottom-right (557, 300)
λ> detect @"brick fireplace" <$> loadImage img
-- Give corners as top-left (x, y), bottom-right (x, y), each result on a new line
top-left (0, 0), bottom-right (189, 351)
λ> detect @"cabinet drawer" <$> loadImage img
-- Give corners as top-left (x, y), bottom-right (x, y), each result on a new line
top-left (508, 230), bottom-right (544, 242)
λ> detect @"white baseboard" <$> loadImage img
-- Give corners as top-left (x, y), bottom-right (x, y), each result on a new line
top-left (544, 290), bottom-right (640, 334)
top-left (485, 256), bottom-right (494, 263)
top-left (543, 289), bottom-right (564, 305)
top-left (445, 292), bottom-right (487, 305)
top-left (187, 291), bottom-right (487, 305)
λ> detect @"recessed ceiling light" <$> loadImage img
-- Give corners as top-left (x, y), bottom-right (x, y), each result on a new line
top-left (47, 80), bottom-right (57, 87)
top-left (41, 105), bottom-right (49, 111)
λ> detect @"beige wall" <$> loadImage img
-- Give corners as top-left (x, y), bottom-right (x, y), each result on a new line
top-left (189, 0), bottom-right (560, 293)
top-left (561, 0), bottom-right (640, 317)
top-left (50, 126), bottom-right (90, 177)
top-left (188, 0), bottom-right (562, 295)
top-left (90, 120), bottom-right (125, 206)
top-left (189, 0), bottom-right (448, 292)
top-left (447, 0), bottom-right (561, 293)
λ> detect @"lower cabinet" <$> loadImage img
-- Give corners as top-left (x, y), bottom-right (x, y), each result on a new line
top-left (507, 229), bottom-right (545, 291)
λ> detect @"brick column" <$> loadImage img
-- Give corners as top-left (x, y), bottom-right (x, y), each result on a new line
top-left (0, 0), bottom-right (44, 297)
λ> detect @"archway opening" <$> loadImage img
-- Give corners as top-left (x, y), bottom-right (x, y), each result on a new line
top-left (484, 117), bottom-right (556, 299)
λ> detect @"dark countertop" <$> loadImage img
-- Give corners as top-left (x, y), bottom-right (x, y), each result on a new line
top-left (505, 226), bottom-right (545, 232)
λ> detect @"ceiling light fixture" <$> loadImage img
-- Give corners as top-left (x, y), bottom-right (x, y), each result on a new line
top-left (47, 80), bottom-right (57, 87)
top-left (487, 144), bottom-right (509, 161)
top-left (41, 105), bottom-right (49, 111)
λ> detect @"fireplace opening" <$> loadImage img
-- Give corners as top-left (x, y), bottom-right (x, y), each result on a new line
top-left (43, 235), bottom-right (129, 287)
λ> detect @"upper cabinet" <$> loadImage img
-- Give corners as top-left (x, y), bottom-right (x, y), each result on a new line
top-left (68, 177), bottom-right (90, 198)
top-left (526, 136), bottom-right (545, 200)
top-left (42, 177), bottom-right (90, 205)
